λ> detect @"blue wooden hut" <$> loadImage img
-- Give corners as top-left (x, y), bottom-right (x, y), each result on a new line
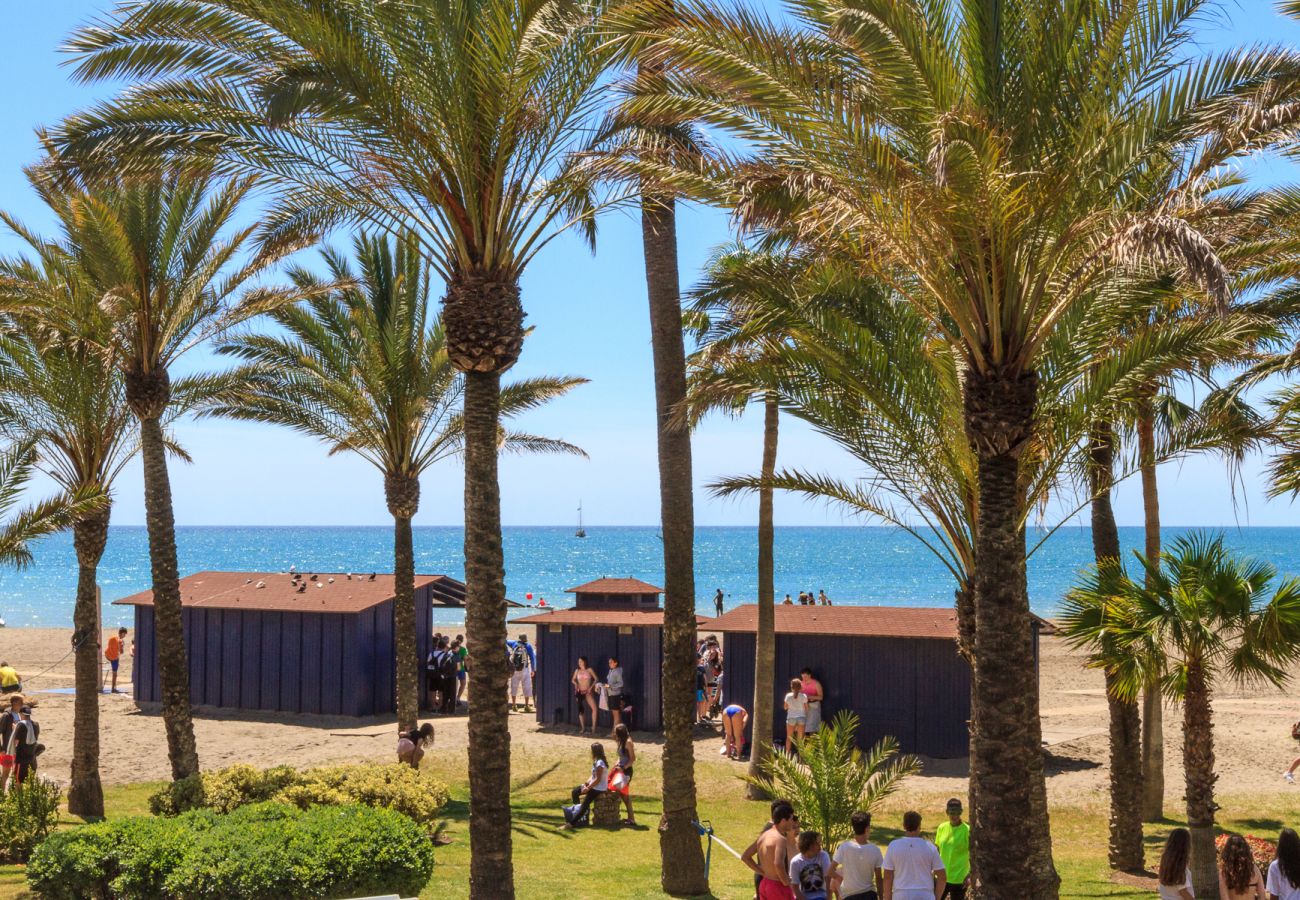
top-left (114, 570), bottom-right (468, 717)
top-left (713, 604), bottom-right (1036, 758)
top-left (511, 577), bottom-right (705, 732)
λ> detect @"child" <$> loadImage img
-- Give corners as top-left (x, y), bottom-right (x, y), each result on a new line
top-left (785, 677), bottom-right (808, 749)
top-left (789, 830), bottom-right (834, 900)
top-left (561, 742), bottom-right (609, 829)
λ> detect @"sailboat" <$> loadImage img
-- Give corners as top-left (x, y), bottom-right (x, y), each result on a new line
top-left (575, 502), bottom-right (587, 538)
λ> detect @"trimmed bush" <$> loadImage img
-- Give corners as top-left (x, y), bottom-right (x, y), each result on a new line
top-left (0, 778), bottom-right (61, 862)
top-left (28, 802), bottom-right (435, 899)
top-left (148, 762), bottom-right (447, 823)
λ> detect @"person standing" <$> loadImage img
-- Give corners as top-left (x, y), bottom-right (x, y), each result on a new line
top-left (453, 636), bottom-right (468, 705)
top-left (507, 633), bottom-right (536, 713)
top-left (784, 678), bottom-right (808, 749)
top-left (613, 722), bottom-right (637, 825)
top-left (834, 811), bottom-right (884, 900)
top-left (818, 590), bottom-right (830, 606)
top-left (571, 656), bottom-right (598, 734)
top-left (741, 800), bottom-right (798, 899)
top-left (0, 695), bottom-right (22, 793)
top-left (715, 588), bottom-right (725, 616)
top-left (105, 627), bottom-right (128, 693)
top-left (934, 799), bottom-right (970, 899)
top-left (783, 594), bottom-right (793, 606)
top-left (1267, 828), bottom-right (1300, 900)
top-left (605, 656), bottom-right (627, 735)
top-left (425, 641), bottom-right (443, 710)
top-left (882, 811), bottom-right (945, 900)
top-left (789, 830), bottom-right (834, 900)
top-left (437, 637), bottom-right (458, 714)
top-left (799, 667), bottom-right (824, 735)
top-left (10, 705), bottom-right (39, 788)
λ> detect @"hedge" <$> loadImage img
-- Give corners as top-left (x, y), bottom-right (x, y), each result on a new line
top-left (27, 802), bottom-right (435, 900)
top-left (148, 762), bottom-right (448, 824)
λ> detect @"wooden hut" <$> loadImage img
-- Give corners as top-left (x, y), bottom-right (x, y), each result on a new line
top-left (115, 570), bottom-right (469, 717)
top-left (511, 577), bottom-right (704, 731)
top-left (713, 604), bottom-right (1035, 758)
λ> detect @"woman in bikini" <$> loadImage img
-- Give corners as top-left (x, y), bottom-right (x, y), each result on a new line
top-left (396, 722), bottom-right (434, 769)
top-left (721, 703), bottom-right (749, 759)
top-left (571, 656), bottom-right (598, 734)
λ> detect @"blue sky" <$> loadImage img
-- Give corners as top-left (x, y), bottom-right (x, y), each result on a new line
top-left (4, 2), bottom-right (1300, 528)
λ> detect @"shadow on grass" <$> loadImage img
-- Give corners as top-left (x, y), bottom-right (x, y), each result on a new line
top-left (1233, 817), bottom-right (1284, 832)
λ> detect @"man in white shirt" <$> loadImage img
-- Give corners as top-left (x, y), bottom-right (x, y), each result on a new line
top-left (834, 810), bottom-right (884, 900)
top-left (882, 811), bottom-right (945, 900)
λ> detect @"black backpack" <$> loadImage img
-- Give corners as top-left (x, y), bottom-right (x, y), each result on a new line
top-left (511, 643), bottom-right (528, 671)
top-left (438, 651), bottom-right (458, 679)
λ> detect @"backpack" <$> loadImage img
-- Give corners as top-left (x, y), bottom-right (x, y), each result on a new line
top-left (438, 651), bottom-right (458, 679)
top-left (511, 643), bottom-right (528, 672)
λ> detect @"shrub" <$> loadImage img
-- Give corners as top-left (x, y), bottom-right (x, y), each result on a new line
top-left (28, 802), bottom-right (435, 899)
top-left (148, 762), bottom-right (447, 824)
top-left (0, 778), bottom-right (62, 862)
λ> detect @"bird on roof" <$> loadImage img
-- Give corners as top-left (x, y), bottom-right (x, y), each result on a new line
top-left (346, 573), bottom-right (352, 581)
top-left (368, 573), bottom-right (376, 581)
top-left (255, 581), bottom-right (266, 589)
top-left (245, 578), bottom-right (252, 584)
top-left (296, 583), bottom-right (306, 594)
top-left (327, 577), bottom-right (335, 584)
top-left (309, 573), bottom-right (317, 581)
top-left (316, 582), bottom-right (323, 589)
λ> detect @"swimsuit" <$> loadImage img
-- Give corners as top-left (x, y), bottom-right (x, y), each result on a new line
top-left (724, 704), bottom-right (744, 718)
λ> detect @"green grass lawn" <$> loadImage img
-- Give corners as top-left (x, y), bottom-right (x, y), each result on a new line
top-left (0, 753), bottom-right (1291, 899)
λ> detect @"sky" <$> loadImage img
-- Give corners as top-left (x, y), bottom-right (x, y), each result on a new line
top-left (3, 2), bottom-right (1300, 528)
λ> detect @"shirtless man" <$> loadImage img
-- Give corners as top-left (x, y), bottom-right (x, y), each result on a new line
top-left (743, 800), bottom-right (798, 900)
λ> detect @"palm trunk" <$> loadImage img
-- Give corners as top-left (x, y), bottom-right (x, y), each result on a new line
top-left (745, 392), bottom-right (779, 799)
top-left (387, 473), bottom-right (421, 733)
top-left (1138, 397), bottom-right (1165, 822)
top-left (128, 367), bottom-right (199, 781)
top-left (1088, 424), bottom-right (1144, 871)
top-left (68, 507), bottom-right (110, 818)
top-left (1183, 659), bottom-right (1217, 897)
top-left (462, 371), bottom-right (514, 897)
top-left (963, 368), bottom-right (1059, 898)
top-left (643, 194), bottom-right (708, 895)
top-left (955, 582), bottom-right (979, 890)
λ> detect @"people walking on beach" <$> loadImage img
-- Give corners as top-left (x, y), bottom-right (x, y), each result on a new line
top-left (715, 588), bottom-right (725, 616)
top-left (722, 703), bottom-right (749, 759)
top-left (507, 634), bottom-right (536, 713)
top-left (0, 695), bottom-right (22, 792)
top-left (613, 723), bottom-right (636, 825)
top-left (1218, 833), bottom-right (1266, 899)
top-left (396, 722), bottom-right (434, 769)
top-left (572, 656), bottom-right (598, 734)
top-left (560, 742), bottom-right (609, 829)
top-left (1267, 828), bottom-right (1300, 900)
top-left (0, 662), bottom-right (20, 695)
top-left (1156, 828), bottom-right (1194, 900)
top-left (934, 798), bottom-right (970, 899)
top-left (799, 668), bottom-right (823, 734)
top-left (10, 705), bottom-right (39, 788)
top-left (741, 800), bottom-right (797, 899)
top-left (784, 678), bottom-right (808, 749)
top-left (789, 830), bottom-right (833, 900)
top-left (833, 811), bottom-right (883, 900)
top-left (605, 656), bottom-right (627, 735)
top-left (105, 627), bottom-right (127, 693)
top-left (882, 811), bottom-right (945, 900)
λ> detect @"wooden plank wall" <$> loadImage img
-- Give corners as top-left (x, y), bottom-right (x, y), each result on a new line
top-left (533, 624), bottom-right (665, 731)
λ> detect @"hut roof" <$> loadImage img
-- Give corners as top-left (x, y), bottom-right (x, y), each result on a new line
top-left (112, 571), bottom-right (479, 614)
top-left (708, 603), bottom-right (960, 640)
top-left (511, 609), bottom-right (706, 627)
top-left (565, 577), bottom-right (664, 595)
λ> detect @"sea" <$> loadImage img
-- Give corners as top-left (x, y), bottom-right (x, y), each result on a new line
top-left (1, 525), bottom-right (1299, 628)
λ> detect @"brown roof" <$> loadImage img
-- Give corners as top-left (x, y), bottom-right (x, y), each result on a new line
top-left (112, 571), bottom-right (466, 614)
top-left (511, 609), bottom-right (707, 627)
top-left (565, 577), bottom-right (663, 595)
top-left (708, 603), bottom-right (960, 640)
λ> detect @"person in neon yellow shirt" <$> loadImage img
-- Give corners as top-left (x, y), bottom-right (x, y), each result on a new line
top-left (934, 798), bottom-right (970, 899)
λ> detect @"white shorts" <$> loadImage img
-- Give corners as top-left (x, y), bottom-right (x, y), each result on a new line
top-left (510, 670), bottom-right (533, 698)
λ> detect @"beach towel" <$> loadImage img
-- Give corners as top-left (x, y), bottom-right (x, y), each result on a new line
top-left (598, 684), bottom-right (609, 711)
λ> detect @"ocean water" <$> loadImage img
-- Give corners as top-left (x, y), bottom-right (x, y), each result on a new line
top-left (2, 525), bottom-right (1300, 628)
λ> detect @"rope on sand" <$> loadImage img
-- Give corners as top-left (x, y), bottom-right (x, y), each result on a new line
top-left (22, 630), bottom-right (96, 687)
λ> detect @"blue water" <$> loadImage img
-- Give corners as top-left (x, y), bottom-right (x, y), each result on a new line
top-left (2, 525), bottom-right (1299, 627)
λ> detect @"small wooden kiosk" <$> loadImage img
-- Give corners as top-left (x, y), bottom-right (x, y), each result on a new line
top-left (512, 577), bottom-right (704, 731)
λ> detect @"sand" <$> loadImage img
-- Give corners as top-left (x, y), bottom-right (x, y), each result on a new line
top-left (0, 625), bottom-right (1296, 805)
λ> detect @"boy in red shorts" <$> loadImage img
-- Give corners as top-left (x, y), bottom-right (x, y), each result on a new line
top-left (0, 694), bottom-right (24, 792)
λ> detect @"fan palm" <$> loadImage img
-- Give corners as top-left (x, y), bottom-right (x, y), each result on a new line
top-left (200, 231), bottom-right (586, 732)
top-left (2, 166), bottom-right (298, 782)
top-left (745, 711), bottom-right (920, 851)
top-left (605, 1), bottom-right (1300, 891)
top-left (0, 439), bottom-right (100, 569)
top-left (51, 4), bottom-right (616, 884)
top-left (1111, 534), bottom-right (1300, 897)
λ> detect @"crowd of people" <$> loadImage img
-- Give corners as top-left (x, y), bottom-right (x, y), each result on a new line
top-left (782, 590), bottom-right (833, 607)
top-left (1156, 826), bottom-right (1300, 899)
top-left (743, 799), bottom-right (968, 900)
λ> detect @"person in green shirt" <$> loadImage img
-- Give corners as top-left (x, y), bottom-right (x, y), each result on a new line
top-left (453, 636), bottom-right (469, 705)
top-left (935, 797), bottom-right (970, 899)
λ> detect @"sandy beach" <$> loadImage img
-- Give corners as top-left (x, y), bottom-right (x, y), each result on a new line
top-left (0, 625), bottom-right (1296, 804)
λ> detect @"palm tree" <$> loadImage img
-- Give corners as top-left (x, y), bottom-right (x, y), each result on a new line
top-left (200, 232), bottom-right (586, 731)
top-left (6, 168), bottom-right (296, 781)
top-left (684, 245), bottom-right (795, 801)
top-left (0, 439), bottom-right (100, 568)
top-left (0, 273), bottom-right (138, 817)
top-left (607, 2), bottom-right (1300, 890)
top-left (52, 5), bottom-right (615, 886)
top-left (1119, 534), bottom-right (1300, 897)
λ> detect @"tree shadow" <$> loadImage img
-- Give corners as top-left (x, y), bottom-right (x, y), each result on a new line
top-left (1233, 817), bottom-right (1284, 832)
top-left (1043, 749), bottom-right (1102, 774)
